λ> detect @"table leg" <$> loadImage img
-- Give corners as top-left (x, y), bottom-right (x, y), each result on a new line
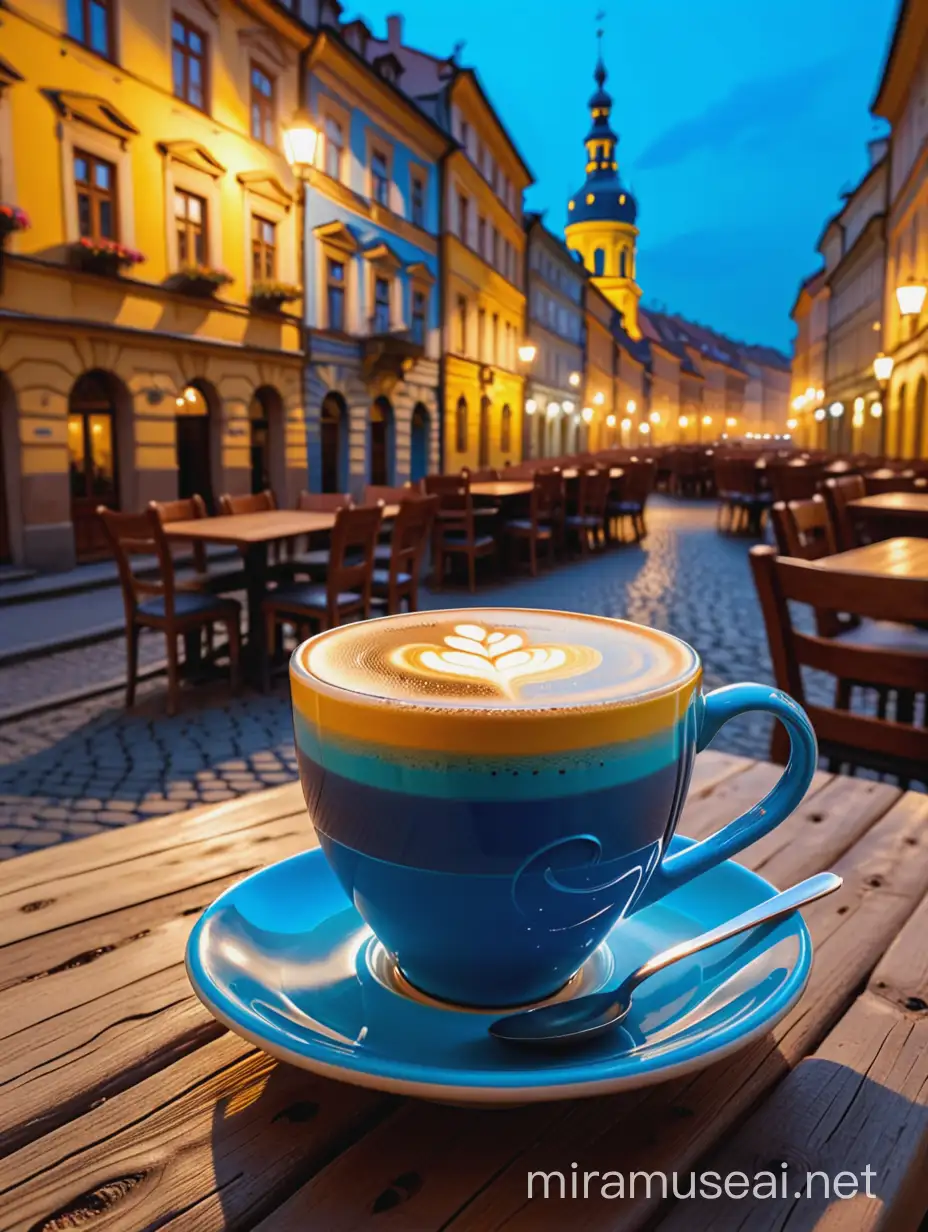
top-left (243, 542), bottom-right (269, 683)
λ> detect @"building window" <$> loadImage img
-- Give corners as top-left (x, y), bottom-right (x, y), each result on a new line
top-left (373, 276), bottom-right (391, 333)
top-left (457, 193), bottom-right (470, 244)
top-left (74, 151), bottom-right (117, 241)
top-left (457, 294), bottom-right (467, 353)
top-left (460, 118), bottom-right (470, 149)
top-left (491, 226), bottom-right (499, 269)
top-left (371, 150), bottom-right (389, 206)
top-left (175, 188), bottom-right (207, 266)
top-left (327, 258), bottom-right (345, 331)
top-left (491, 313), bottom-right (498, 364)
top-left (172, 14), bottom-right (207, 110)
top-left (67, 0), bottom-right (114, 58)
top-left (455, 395), bottom-right (468, 452)
top-left (504, 321), bottom-right (511, 368)
top-left (250, 63), bottom-right (275, 146)
top-left (477, 307), bottom-right (486, 360)
top-left (500, 403), bottom-right (512, 452)
top-left (411, 175), bottom-right (425, 227)
top-left (325, 115), bottom-right (344, 181)
top-left (251, 216), bottom-right (276, 281)
top-left (411, 290), bottom-right (426, 345)
top-left (477, 215), bottom-right (486, 258)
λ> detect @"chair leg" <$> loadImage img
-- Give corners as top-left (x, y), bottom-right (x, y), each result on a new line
top-left (225, 616), bottom-right (241, 696)
top-left (166, 633), bottom-right (180, 717)
top-left (262, 609), bottom-right (277, 693)
top-left (126, 623), bottom-right (139, 708)
top-left (529, 536), bottom-right (537, 577)
top-left (467, 551), bottom-right (476, 593)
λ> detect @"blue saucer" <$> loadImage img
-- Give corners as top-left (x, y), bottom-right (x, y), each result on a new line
top-left (185, 839), bottom-right (812, 1104)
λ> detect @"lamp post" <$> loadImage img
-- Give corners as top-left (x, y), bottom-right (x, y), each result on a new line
top-left (896, 280), bottom-right (927, 318)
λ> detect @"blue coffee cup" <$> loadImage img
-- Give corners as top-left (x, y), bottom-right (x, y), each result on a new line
top-left (290, 609), bottom-right (817, 1007)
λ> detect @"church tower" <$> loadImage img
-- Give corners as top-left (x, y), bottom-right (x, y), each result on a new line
top-left (565, 40), bottom-right (642, 339)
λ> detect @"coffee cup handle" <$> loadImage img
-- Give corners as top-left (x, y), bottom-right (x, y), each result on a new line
top-left (638, 683), bottom-right (818, 908)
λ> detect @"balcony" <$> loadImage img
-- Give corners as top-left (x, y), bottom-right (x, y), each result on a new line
top-left (361, 324), bottom-right (425, 386)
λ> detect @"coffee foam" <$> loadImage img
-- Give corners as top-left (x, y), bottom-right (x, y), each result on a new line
top-left (300, 609), bottom-right (697, 711)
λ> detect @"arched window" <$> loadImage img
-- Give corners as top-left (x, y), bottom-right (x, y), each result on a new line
top-left (455, 395), bottom-right (468, 453)
top-left (593, 248), bottom-right (605, 277)
top-left (321, 392), bottom-right (349, 492)
top-left (68, 370), bottom-right (124, 559)
top-left (369, 396), bottom-right (394, 485)
top-left (500, 403), bottom-right (512, 453)
top-left (619, 249), bottom-right (627, 278)
top-left (410, 403), bottom-right (430, 481)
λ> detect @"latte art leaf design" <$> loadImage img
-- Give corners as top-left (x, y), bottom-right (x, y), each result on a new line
top-left (389, 623), bottom-right (601, 699)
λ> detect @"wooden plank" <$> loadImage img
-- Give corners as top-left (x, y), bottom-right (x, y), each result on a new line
top-left (679, 760), bottom-right (831, 843)
top-left (655, 889), bottom-right (928, 1231)
top-left (258, 787), bottom-right (926, 1232)
top-left (0, 1034), bottom-right (396, 1232)
top-left (0, 782), bottom-right (304, 897)
top-left (0, 805), bottom-right (311, 947)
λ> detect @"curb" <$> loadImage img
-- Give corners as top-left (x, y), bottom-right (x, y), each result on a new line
top-left (0, 660), bottom-right (167, 726)
top-left (0, 621), bottom-right (127, 669)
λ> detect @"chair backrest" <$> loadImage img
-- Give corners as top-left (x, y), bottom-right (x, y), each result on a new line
top-left (822, 474), bottom-right (866, 551)
top-left (621, 459), bottom-right (658, 505)
top-left (326, 504), bottom-right (383, 613)
top-left (750, 544), bottom-right (928, 776)
top-left (770, 496), bottom-right (836, 561)
top-left (576, 468), bottom-right (611, 517)
top-left (298, 491), bottom-right (354, 512)
top-left (463, 467), bottom-right (499, 482)
top-left (149, 495), bottom-right (208, 573)
top-left (385, 495), bottom-right (438, 590)
top-left (425, 473), bottom-right (470, 500)
top-left (99, 506), bottom-right (178, 619)
top-left (363, 484), bottom-right (415, 505)
top-left (534, 469), bottom-right (565, 520)
top-left (218, 490), bottom-right (277, 516)
top-left (768, 462), bottom-right (822, 503)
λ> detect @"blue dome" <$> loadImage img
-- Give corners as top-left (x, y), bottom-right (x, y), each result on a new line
top-left (567, 54), bottom-right (638, 228)
top-left (568, 180), bottom-right (638, 225)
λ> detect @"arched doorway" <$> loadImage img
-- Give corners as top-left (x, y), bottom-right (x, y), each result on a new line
top-left (175, 382), bottom-right (214, 507)
top-left (478, 396), bottom-right (490, 467)
top-left (913, 377), bottom-right (927, 458)
top-left (321, 392), bottom-right (349, 493)
top-left (248, 386), bottom-right (284, 496)
top-left (410, 403), bottom-right (430, 482)
top-left (559, 411), bottom-right (571, 455)
top-left (500, 403), bottom-right (512, 454)
top-left (534, 410), bottom-right (545, 459)
top-left (369, 396), bottom-right (394, 485)
top-left (455, 396), bottom-right (468, 455)
top-left (68, 370), bottom-right (123, 560)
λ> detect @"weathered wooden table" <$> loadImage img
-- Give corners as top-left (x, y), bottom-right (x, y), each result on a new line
top-left (816, 536), bottom-right (928, 580)
top-left (850, 492), bottom-right (928, 543)
top-left (2, 751), bottom-right (927, 1230)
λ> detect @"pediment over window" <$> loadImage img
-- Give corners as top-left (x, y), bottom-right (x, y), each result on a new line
top-left (364, 240), bottom-right (402, 271)
top-left (406, 261), bottom-right (435, 286)
top-left (47, 91), bottom-right (138, 139)
top-left (0, 56), bottom-right (24, 91)
top-left (314, 220), bottom-right (359, 253)
top-left (238, 27), bottom-right (294, 71)
top-left (158, 140), bottom-right (226, 177)
top-left (237, 171), bottom-right (293, 209)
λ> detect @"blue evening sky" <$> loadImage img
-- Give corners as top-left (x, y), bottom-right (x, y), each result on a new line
top-left (347, 0), bottom-right (897, 351)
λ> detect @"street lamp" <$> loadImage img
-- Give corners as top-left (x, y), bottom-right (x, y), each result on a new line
top-left (649, 410), bottom-right (660, 424)
top-left (626, 399), bottom-right (637, 414)
top-left (896, 280), bottom-right (927, 317)
top-left (828, 402), bottom-right (844, 418)
top-left (873, 353), bottom-right (894, 384)
top-left (581, 406), bottom-right (593, 423)
top-left (525, 398), bottom-right (536, 415)
top-left (639, 422), bottom-right (650, 435)
top-left (606, 413), bottom-right (616, 427)
top-left (283, 110), bottom-right (320, 174)
top-left (518, 343), bottom-right (537, 365)
top-left (593, 391), bottom-right (605, 406)
top-left (568, 371), bottom-right (581, 387)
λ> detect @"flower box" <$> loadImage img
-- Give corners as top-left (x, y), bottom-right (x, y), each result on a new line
top-left (0, 205), bottom-right (29, 237)
top-left (250, 281), bottom-right (301, 312)
top-left (70, 237), bottom-right (145, 276)
top-left (170, 266), bottom-right (234, 298)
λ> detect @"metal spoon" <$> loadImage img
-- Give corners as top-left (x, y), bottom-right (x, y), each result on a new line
top-left (489, 871), bottom-right (842, 1046)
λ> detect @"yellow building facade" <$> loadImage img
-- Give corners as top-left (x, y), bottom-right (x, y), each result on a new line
top-left (441, 71), bottom-right (532, 472)
top-left (0, 0), bottom-right (309, 569)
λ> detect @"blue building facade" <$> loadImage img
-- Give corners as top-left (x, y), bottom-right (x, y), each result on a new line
top-left (301, 25), bottom-right (449, 496)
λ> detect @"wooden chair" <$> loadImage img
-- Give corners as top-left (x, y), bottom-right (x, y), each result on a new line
top-left (363, 484), bottom-right (414, 506)
top-left (503, 485), bottom-right (555, 576)
top-left (768, 461), bottom-right (823, 504)
top-left (99, 506), bottom-right (241, 717)
top-left (261, 504), bottom-right (383, 688)
top-left (218, 490), bottom-right (278, 516)
top-left (283, 490), bottom-right (355, 576)
top-left (371, 495), bottom-right (437, 614)
top-left (149, 496), bottom-right (246, 593)
top-left (565, 469), bottom-right (610, 554)
top-left (770, 496), bottom-right (836, 561)
top-left (297, 491), bottom-right (354, 512)
top-left (822, 475), bottom-right (866, 552)
top-left (431, 479), bottom-right (496, 592)
top-left (607, 459), bottom-right (656, 541)
top-left (750, 545), bottom-right (928, 783)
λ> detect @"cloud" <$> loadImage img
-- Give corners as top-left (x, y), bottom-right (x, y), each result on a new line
top-left (635, 58), bottom-right (843, 171)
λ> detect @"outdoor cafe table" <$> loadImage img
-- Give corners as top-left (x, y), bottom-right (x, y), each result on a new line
top-left (850, 492), bottom-right (928, 542)
top-left (163, 508), bottom-right (399, 668)
top-left (469, 480), bottom-right (536, 500)
top-left (815, 536), bottom-right (928, 582)
top-left (2, 750), bottom-right (926, 1229)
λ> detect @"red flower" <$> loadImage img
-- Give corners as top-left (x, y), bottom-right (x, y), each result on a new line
top-left (0, 204), bottom-right (29, 231)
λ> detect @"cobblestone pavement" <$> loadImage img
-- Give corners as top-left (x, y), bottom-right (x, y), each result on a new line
top-left (0, 497), bottom-right (881, 859)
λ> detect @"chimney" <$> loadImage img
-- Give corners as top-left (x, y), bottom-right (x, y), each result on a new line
top-left (386, 14), bottom-right (402, 48)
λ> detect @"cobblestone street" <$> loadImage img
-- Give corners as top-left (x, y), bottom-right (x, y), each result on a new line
top-left (0, 498), bottom-right (816, 858)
